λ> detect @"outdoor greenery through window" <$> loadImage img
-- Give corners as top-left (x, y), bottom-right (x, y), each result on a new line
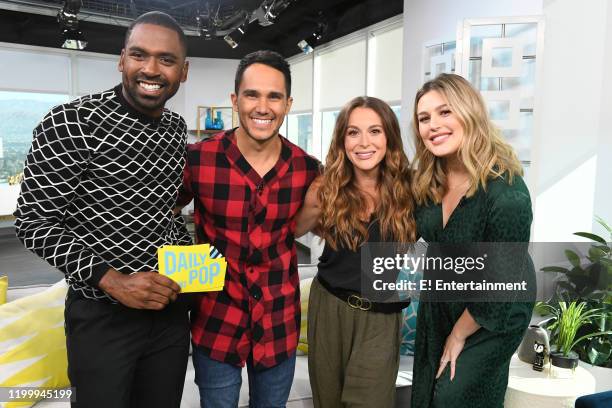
top-left (0, 91), bottom-right (68, 215)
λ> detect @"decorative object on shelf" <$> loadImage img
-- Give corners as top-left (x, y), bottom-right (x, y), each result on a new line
top-left (213, 110), bottom-right (224, 130)
top-left (536, 216), bottom-right (612, 369)
top-left (204, 108), bottom-right (213, 130)
top-left (518, 324), bottom-right (550, 364)
top-left (196, 106), bottom-right (238, 138)
top-left (533, 341), bottom-right (546, 372)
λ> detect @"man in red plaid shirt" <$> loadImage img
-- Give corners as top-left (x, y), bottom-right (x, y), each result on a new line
top-left (178, 50), bottom-right (320, 407)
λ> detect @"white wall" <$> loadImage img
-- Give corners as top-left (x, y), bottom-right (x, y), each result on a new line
top-left (532, 0), bottom-right (612, 241)
top-left (180, 57), bottom-right (239, 130)
top-left (399, 0), bottom-right (612, 241)
top-left (0, 41), bottom-right (238, 133)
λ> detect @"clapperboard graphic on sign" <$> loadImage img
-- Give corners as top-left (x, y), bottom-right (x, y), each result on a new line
top-left (158, 244), bottom-right (227, 292)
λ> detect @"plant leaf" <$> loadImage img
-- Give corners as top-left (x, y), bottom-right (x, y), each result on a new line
top-left (574, 232), bottom-right (608, 245)
top-left (595, 215), bottom-right (612, 234)
top-left (534, 302), bottom-right (552, 316)
top-left (570, 330), bottom-right (612, 351)
top-left (586, 338), bottom-right (612, 366)
top-left (589, 246), bottom-right (607, 261)
top-left (541, 266), bottom-right (570, 273)
top-left (565, 250), bottom-right (581, 268)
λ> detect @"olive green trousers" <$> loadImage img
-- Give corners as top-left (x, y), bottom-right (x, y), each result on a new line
top-left (307, 278), bottom-right (402, 408)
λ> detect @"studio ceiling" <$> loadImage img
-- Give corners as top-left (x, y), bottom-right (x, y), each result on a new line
top-left (0, 0), bottom-right (403, 58)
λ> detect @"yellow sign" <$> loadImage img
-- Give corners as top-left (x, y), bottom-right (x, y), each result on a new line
top-left (158, 244), bottom-right (227, 293)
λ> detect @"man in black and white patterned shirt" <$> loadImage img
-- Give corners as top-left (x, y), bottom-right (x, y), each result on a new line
top-left (14, 12), bottom-right (191, 408)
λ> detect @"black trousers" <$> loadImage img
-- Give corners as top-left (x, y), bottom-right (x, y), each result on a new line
top-left (64, 290), bottom-right (191, 408)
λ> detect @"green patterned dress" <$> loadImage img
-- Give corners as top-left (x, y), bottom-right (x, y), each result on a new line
top-left (411, 175), bottom-right (535, 408)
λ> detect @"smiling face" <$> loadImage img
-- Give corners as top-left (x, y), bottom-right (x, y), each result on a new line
top-left (343, 107), bottom-right (387, 178)
top-left (118, 23), bottom-right (188, 118)
top-left (231, 63), bottom-right (292, 144)
top-left (416, 90), bottom-right (464, 158)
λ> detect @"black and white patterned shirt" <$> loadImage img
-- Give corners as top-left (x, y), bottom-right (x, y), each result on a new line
top-left (14, 85), bottom-right (191, 301)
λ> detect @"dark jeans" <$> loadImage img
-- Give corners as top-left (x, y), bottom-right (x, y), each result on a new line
top-left (64, 290), bottom-right (190, 408)
top-left (192, 345), bottom-right (296, 408)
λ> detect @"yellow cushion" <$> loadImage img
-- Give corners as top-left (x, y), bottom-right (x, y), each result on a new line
top-left (297, 277), bottom-right (313, 355)
top-left (0, 276), bottom-right (7, 305)
top-left (0, 280), bottom-right (68, 408)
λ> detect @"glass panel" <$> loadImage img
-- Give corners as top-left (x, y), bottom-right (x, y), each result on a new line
top-left (0, 91), bottom-right (69, 215)
top-left (279, 118), bottom-right (288, 141)
top-left (501, 58), bottom-right (536, 109)
top-left (443, 41), bottom-right (457, 72)
top-left (488, 100), bottom-right (511, 121)
top-left (428, 44), bottom-right (443, 57)
top-left (321, 110), bottom-right (340, 160)
top-left (491, 47), bottom-right (513, 68)
top-left (391, 105), bottom-right (401, 122)
top-left (470, 24), bottom-right (502, 58)
top-left (501, 111), bottom-right (533, 162)
top-left (504, 23), bottom-right (538, 56)
top-left (286, 113), bottom-right (313, 154)
top-left (468, 60), bottom-right (499, 91)
top-left (424, 44), bottom-right (443, 76)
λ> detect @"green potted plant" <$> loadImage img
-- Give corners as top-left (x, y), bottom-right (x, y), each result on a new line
top-left (536, 216), bottom-right (612, 368)
top-left (539, 301), bottom-right (612, 370)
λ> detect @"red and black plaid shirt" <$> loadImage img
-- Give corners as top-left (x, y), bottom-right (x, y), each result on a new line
top-left (180, 129), bottom-right (319, 369)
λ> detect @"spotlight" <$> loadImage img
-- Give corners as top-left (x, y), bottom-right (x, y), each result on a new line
top-left (224, 24), bottom-right (247, 49)
top-left (297, 40), bottom-right (313, 54)
top-left (61, 29), bottom-right (87, 50)
top-left (253, 0), bottom-right (277, 26)
top-left (196, 15), bottom-right (213, 40)
top-left (58, 0), bottom-right (86, 50)
top-left (297, 22), bottom-right (327, 54)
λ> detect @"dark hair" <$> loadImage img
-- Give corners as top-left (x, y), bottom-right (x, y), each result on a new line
top-left (124, 11), bottom-right (187, 56)
top-left (234, 50), bottom-right (291, 97)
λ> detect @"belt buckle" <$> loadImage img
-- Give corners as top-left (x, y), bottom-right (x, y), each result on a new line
top-left (347, 294), bottom-right (372, 311)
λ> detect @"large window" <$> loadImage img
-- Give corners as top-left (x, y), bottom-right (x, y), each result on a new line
top-left (0, 91), bottom-right (69, 215)
top-left (286, 113), bottom-right (313, 153)
top-left (288, 17), bottom-right (404, 161)
top-left (321, 110), bottom-right (340, 160)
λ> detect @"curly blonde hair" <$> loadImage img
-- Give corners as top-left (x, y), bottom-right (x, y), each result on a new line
top-left (411, 73), bottom-right (523, 205)
top-left (318, 96), bottom-right (417, 251)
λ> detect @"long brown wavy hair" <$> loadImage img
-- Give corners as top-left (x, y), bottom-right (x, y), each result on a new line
top-left (318, 96), bottom-right (417, 251)
top-left (411, 73), bottom-right (523, 205)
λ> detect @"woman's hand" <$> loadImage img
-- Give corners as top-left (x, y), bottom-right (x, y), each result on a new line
top-left (436, 330), bottom-right (466, 381)
top-left (436, 307), bottom-right (481, 381)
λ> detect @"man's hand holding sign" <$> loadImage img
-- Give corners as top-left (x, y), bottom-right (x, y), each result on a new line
top-left (158, 244), bottom-right (227, 293)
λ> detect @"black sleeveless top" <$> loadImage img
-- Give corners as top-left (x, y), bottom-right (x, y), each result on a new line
top-left (316, 218), bottom-right (381, 294)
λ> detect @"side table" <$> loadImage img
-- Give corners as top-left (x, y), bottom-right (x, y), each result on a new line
top-left (504, 354), bottom-right (596, 408)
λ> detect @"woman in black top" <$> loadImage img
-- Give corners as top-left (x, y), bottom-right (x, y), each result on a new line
top-left (296, 96), bottom-right (417, 408)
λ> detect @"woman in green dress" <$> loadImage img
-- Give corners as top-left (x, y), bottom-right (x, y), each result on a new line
top-left (410, 73), bottom-right (534, 407)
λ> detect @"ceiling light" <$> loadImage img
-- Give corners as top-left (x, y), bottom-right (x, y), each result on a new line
top-left (224, 24), bottom-right (247, 49)
top-left (297, 22), bottom-right (327, 54)
top-left (297, 40), bottom-right (313, 54)
top-left (62, 29), bottom-right (87, 50)
top-left (58, 0), bottom-right (86, 50)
